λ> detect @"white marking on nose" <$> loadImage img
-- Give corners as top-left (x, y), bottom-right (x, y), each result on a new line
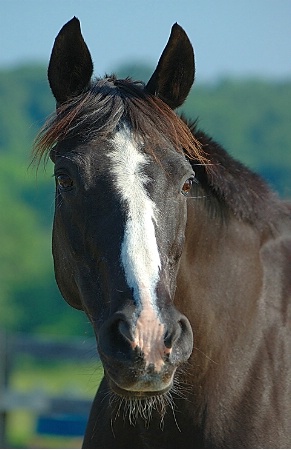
top-left (109, 126), bottom-right (167, 371)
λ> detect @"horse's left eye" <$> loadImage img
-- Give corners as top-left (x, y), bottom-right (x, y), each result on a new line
top-left (181, 177), bottom-right (194, 196)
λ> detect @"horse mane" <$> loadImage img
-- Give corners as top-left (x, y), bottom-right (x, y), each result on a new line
top-left (186, 119), bottom-right (288, 228)
top-left (33, 76), bottom-right (207, 166)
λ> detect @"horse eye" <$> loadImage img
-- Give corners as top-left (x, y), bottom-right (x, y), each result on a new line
top-left (56, 174), bottom-right (73, 190)
top-left (181, 177), bottom-right (194, 196)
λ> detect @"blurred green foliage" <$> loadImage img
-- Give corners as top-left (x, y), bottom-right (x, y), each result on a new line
top-left (0, 63), bottom-right (290, 336)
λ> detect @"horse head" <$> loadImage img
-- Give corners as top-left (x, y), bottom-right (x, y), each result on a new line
top-left (44, 18), bottom-right (199, 396)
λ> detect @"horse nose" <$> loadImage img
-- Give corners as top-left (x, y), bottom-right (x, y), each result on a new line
top-left (98, 310), bottom-right (193, 369)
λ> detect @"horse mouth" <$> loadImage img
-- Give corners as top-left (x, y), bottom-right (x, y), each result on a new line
top-left (108, 378), bottom-right (173, 398)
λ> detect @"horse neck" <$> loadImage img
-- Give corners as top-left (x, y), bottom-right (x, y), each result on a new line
top-left (176, 201), bottom-right (264, 368)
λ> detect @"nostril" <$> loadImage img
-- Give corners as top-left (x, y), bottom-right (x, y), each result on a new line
top-left (164, 323), bottom-right (181, 349)
top-left (117, 319), bottom-right (134, 344)
top-left (178, 317), bottom-right (190, 334)
top-left (164, 315), bottom-right (193, 350)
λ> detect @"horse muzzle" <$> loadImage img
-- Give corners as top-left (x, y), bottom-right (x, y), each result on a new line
top-left (96, 307), bottom-right (193, 396)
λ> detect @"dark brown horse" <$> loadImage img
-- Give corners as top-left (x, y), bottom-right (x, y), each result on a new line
top-left (35, 17), bottom-right (291, 448)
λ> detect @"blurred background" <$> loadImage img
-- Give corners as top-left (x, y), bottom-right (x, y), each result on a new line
top-left (0, 0), bottom-right (290, 447)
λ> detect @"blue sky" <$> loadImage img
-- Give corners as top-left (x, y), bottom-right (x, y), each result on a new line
top-left (1, 0), bottom-right (291, 82)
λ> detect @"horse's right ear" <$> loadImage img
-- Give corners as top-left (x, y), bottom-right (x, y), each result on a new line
top-left (146, 23), bottom-right (195, 109)
top-left (48, 17), bottom-right (93, 104)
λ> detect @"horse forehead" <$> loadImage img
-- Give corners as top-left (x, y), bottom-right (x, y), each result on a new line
top-left (74, 132), bottom-right (151, 179)
top-left (107, 127), bottom-right (156, 209)
top-left (107, 127), bottom-right (190, 183)
top-left (110, 127), bottom-right (149, 173)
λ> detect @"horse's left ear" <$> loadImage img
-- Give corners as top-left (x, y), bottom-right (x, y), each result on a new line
top-left (48, 17), bottom-right (93, 104)
top-left (146, 23), bottom-right (195, 109)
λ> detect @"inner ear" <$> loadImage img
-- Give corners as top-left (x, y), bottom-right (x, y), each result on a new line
top-left (48, 17), bottom-right (93, 104)
top-left (146, 23), bottom-right (195, 109)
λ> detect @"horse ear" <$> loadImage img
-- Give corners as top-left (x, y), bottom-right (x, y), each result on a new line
top-left (146, 23), bottom-right (195, 109)
top-left (48, 17), bottom-right (93, 104)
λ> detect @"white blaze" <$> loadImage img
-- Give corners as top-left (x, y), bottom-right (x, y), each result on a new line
top-left (109, 127), bottom-right (166, 371)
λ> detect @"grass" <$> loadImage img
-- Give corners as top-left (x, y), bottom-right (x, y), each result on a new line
top-left (6, 355), bottom-right (103, 448)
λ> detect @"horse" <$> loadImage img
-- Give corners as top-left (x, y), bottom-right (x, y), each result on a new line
top-left (34, 17), bottom-right (291, 448)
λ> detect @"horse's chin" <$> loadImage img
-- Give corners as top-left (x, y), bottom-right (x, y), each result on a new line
top-left (107, 378), bottom-right (175, 427)
top-left (108, 377), bottom-right (173, 399)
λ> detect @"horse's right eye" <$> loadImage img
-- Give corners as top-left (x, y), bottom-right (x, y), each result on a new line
top-left (56, 174), bottom-right (73, 190)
